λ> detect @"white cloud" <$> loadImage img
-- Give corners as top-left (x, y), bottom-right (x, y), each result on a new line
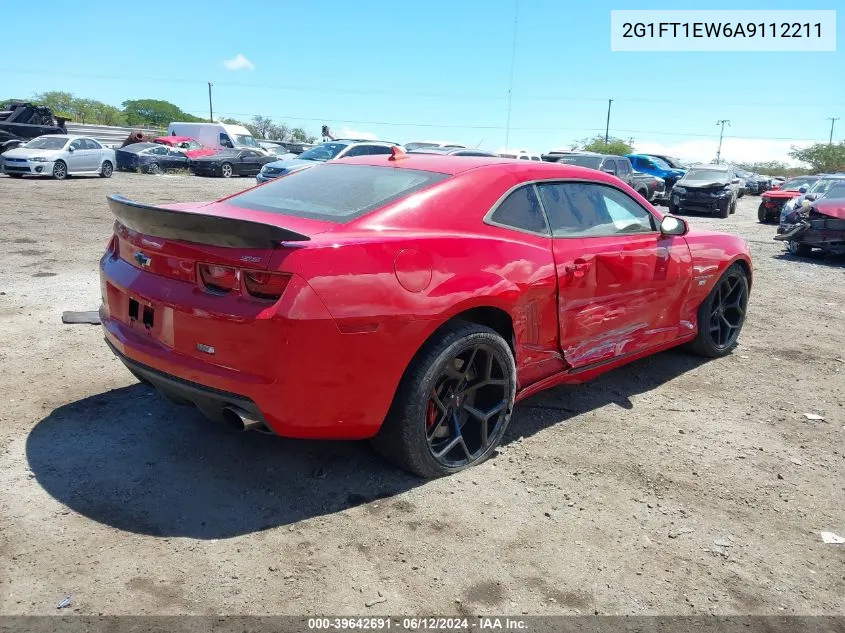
top-left (223, 54), bottom-right (255, 71)
top-left (633, 137), bottom-right (815, 166)
top-left (338, 127), bottom-right (378, 140)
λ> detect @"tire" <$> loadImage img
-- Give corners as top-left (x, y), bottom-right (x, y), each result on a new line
top-left (688, 263), bottom-right (749, 358)
top-left (757, 203), bottom-right (768, 223)
top-left (729, 197), bottom-right (736, 214)
top-left (7, 173), bottom-right (23, 179)
top-left (220, 162), bottom-right (234, 178)
top-left (52, 160), bottom-right (67, 180)
top-left (668, 201), bottom-right (678, 215)
top-left (372, 322), bottom-right (517, 478)
top-left (716, 200), bottom-right (729, 218)
top-left (100, 160), bottom-right (113, 178)
top-left (787, 240), bottom-right (812, 257)
top-left (147, 162), bottom-right (161, 175)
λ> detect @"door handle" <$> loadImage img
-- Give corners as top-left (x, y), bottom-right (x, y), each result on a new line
top-left (564, 259), bottom-right (592, 278)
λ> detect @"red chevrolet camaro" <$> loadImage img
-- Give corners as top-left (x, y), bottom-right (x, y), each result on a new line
top-left (99, 150), bottom-right (752, 477)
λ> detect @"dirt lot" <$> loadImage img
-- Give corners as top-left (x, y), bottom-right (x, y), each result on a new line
top-left (0, 173), bottom-right (843, 616)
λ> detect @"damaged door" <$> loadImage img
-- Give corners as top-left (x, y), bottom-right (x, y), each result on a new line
top-left (537, 181), bottom-right (692, 368)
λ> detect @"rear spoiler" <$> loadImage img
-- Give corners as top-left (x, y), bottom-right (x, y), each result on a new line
top-left (107, 195), bottom-right (310, 249)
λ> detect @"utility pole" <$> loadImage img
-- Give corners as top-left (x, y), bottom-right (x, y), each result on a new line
top-left (208, 82), bottom-right (214, 122)
top-left (715, 119), bottom-right (730, 164)
top-left (604, 99), bottom-right (613, 145)
top-left (827, 117), bottom-right (840, 144)
top-left (504, 0), bottom-right (519, 148)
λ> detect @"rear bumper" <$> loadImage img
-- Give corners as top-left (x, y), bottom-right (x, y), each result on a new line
top-left (105, 337), bottom-right (265, 425)
top-left (99, 253), bottom-right (419, 440)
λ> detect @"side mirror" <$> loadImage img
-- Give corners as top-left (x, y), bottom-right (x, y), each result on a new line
top-left (602, 168), bottom-right (615, 175)
top-left (805, 193), bottom-right (818, 201)
top-left (660, 215), bottom-right (688, 236)
top-left (67, 146), bottom-right (74, 152)
top-left (798, 186), bottom-right (808, 194)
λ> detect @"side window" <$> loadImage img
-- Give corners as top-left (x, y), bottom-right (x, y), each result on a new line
top-left (489, 185), bottom-right (549, 235)
top-left (82, 139), bottom-right (99, 149)
top-left (538, 182), bottom-right (655, 237)
top-left (69, 139), bottom-right (85, 150)
top-left (367, 145), bottom-right (393, 155)
top-left (148, 146), bottom-right (167, 155)
top-left (531, 156), bottom-right (541, 161)
top-left (342, 146), bottom-right (369, 157)
top-left (167, 148), bottom-right (184, 157)
top-left (603, 159), bottom-right (619, 175)
top-left (219, 133), bottom-right (234, 148)
top-left (242, 151), bottom-right (258, 158)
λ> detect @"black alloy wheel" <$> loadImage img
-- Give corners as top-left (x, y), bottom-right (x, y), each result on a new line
top-left (373, 322), bottom-right (516, 478)
top-left (689, 263), bottom-right (749, 358)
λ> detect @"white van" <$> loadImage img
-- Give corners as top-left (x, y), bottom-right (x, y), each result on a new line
top-left (166, 122), bottom-right (262, 152)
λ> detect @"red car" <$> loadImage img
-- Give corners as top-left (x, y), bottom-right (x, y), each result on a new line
top-left (757, 175), bottom-right (819, 223)
top-left (152, 136), bottom-right (215, 159)
top-left (99, 151), bottom-right (752, 477)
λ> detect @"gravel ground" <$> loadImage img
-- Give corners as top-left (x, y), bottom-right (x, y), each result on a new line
top-left (0, 173), bottom-right (843, 616)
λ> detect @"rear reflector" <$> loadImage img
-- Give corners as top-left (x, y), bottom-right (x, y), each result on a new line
top-left (243, 271), bottom-right (290, 301)
top-left (198, 264), bottom-right (238, 293)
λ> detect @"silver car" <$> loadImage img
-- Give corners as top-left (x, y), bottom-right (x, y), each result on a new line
top-left (2, 135), bottom-right (116, 180)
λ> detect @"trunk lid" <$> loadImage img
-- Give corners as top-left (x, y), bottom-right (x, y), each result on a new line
top-left (108, 195), bottom-right (335, 280)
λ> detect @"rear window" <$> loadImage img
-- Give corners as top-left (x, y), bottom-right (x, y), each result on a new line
top-left (225, 164), bottom-right (449, 222)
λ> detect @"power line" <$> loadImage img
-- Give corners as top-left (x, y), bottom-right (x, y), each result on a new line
top-left (504, 0), bottom-right (519, 147)
top-left (1, 67), bottom-right (842, 110)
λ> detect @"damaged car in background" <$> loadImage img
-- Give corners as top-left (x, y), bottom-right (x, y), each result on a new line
top-left (116, 143), bottom-right (189, 174)
top-left (757, 175), bottom-right (820, 223)
top-left (669, 164), bottom-right (740, 218)
top-left (776, 175), bottom-right (845, 256)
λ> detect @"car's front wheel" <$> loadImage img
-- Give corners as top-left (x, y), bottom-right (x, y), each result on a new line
top-left (757, 203), bottom-right (768, 223)
top-left (787, 240), bottom-right (812, 257)
top-left (100, 160), bottom-right (113, 178)
top-left (688, 263), bottom-right (749, 358)
top-left (146, 162), bottom-right (161, 175)
top-left (372, 322), bottom-right (516, 478)
top-left (52, 160), bottom-right (67, 180)
top-left (220, 162), bottom-right (234, 178)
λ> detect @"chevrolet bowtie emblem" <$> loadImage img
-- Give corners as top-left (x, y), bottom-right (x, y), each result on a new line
top-left (134, 252), bottom-right (152, 267)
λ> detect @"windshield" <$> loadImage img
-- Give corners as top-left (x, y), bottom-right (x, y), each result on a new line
top-left (225, 164), bottom-right (449, 222)
top-left (297, 142), bottom-right (348, 162)
top-left (809, 178), bottom-right (845, 195)
top-left (647, 156), bottom-right (672, 169)
top-left (664, 156), bottom-right (687, 169)
top-left (782, 177), bottom-right (815, 190)
top-left (555, 155), bottom-right (603, 169)
top-left (24, 137), bottom-right (68, 150)
top-left (685, 169), bottom-right (730, 181)
top-left (233, 134), bottom-right (258, 147)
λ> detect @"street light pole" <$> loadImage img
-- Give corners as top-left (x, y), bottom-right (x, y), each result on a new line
top-left (827, 117), bottom-right (840, 144)
top-left (208, 82), bottom-right (214, 122)
top-left (715, 119), bottom-right (730, 163)
top-left (604, 99), bottom-right (613, 145)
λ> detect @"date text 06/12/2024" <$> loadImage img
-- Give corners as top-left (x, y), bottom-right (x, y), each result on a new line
top-left (307, 617), bottom-right (528, 630)
top-left (610, 10), bottom-right (836, 51)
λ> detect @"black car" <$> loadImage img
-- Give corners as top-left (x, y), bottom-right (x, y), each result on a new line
top-left (189, 149), bottom-right (278, 178)
top-left (670, 165), bottom-right (740, 218)
top-left (544, 152), bottom-right (635, 187)
top-left (115, 142), bottom-right (188, 174)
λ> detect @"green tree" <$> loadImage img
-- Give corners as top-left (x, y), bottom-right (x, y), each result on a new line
top-left (788, 143), bottom-right (845, 173)
top-left (251, 115), bottom-right (274, 138)
top-left (267, 122), bottom-right (291, 141)
top-left (736, 161), bottom-right (809, 178)
top-left (578, 135), bottom-right (633, 155)
top-left (290, 127), bottom-right (316, 143)
top-left (122, 99), bottom-right (203, 127)
top-left (33, 91), bottom-right (78, 119)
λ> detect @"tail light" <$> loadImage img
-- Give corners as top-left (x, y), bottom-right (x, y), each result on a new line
top-left (198, 264), bottom-right (238, 293)
top-left (243, 271), bottom-right (290, 301)
top-left (197, 263), bottom-right (289, 301)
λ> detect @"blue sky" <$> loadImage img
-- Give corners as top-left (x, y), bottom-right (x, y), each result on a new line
top-left (3, 0), bottom-right (842, 163)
